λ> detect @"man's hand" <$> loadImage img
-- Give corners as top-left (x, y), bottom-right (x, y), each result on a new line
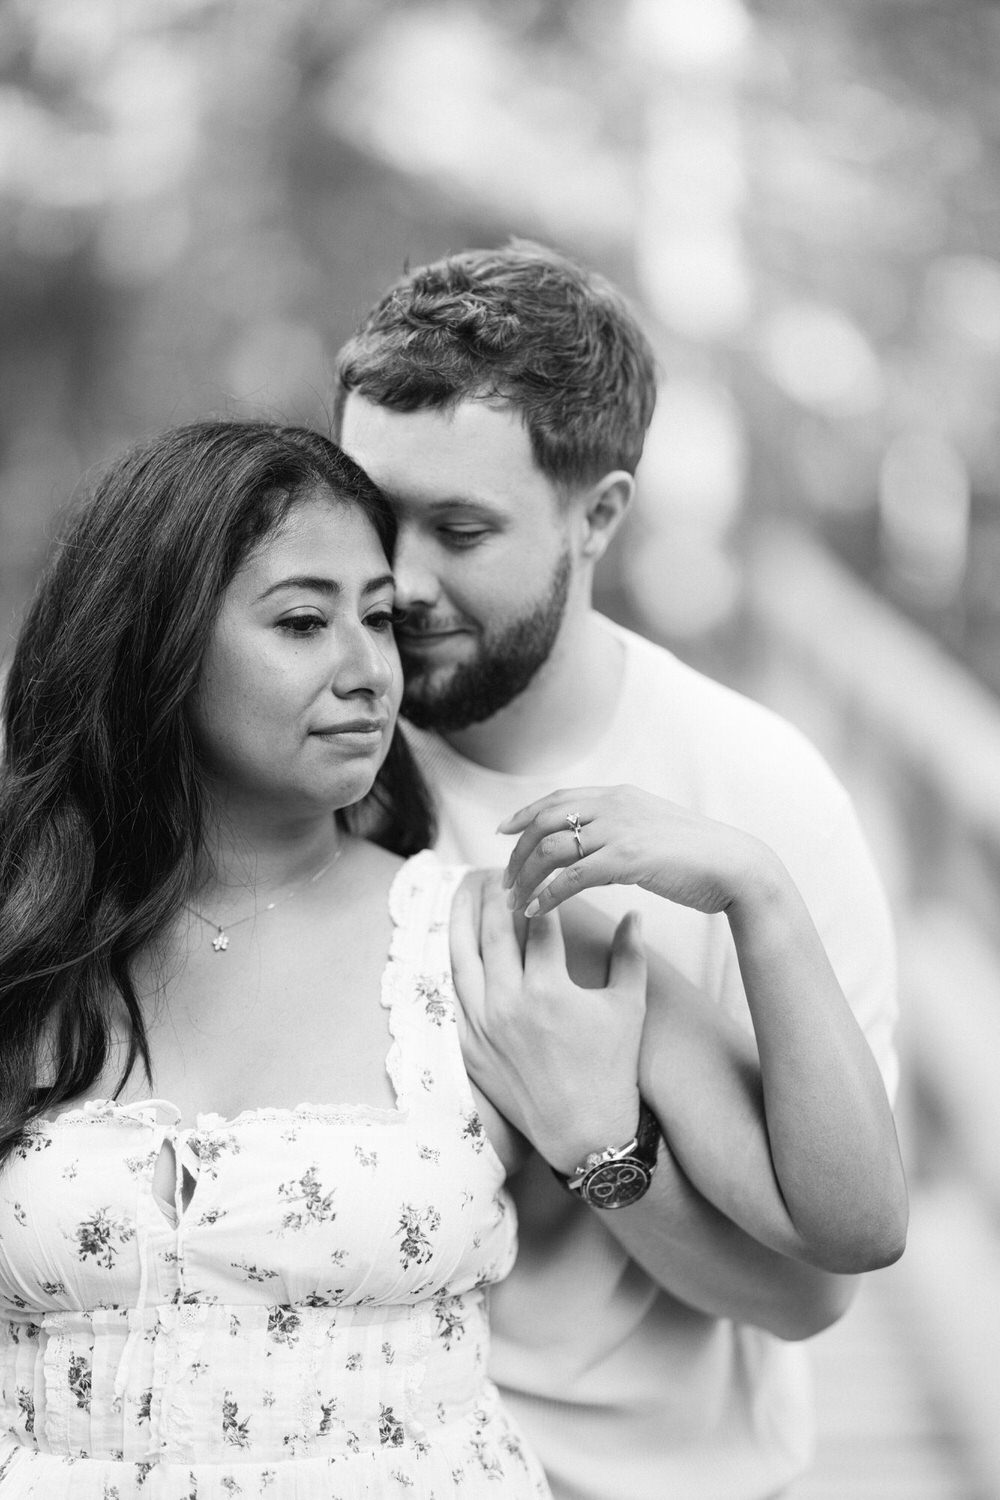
top-left (450, 870), bottom-right (647, 1172)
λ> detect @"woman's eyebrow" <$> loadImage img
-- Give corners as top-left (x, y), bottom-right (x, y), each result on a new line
top-left (255, 571), bottom-right (395, 603)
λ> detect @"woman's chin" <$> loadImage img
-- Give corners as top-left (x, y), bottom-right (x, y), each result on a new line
top-left (322, 768), bottom-right (382, 814)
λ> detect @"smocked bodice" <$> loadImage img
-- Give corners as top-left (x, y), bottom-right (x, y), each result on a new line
top-left (0, 851), bottom-right (549, 1499)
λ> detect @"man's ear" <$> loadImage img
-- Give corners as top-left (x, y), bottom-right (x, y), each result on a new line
top-left (579, 471), bottom-right (635, 562)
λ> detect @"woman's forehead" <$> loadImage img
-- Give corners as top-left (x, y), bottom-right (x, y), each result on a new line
top-left (235, 497), bottom-right (391, 594)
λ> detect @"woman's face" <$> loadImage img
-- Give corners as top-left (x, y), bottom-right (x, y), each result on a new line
top-left (188, 491), bottom-right (402, 821)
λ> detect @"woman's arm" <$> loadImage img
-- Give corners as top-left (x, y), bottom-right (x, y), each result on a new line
top-left (498, 785), bottom-right (908, 1274)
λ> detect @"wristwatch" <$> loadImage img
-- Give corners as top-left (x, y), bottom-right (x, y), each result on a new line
top-left (551, 1100), bottom-right (661, 1209)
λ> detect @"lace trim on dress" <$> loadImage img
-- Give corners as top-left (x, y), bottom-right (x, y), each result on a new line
top-left (33, 1097), bottom-right (406, 1132)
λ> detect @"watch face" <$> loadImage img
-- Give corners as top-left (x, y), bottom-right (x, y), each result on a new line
top-left (581, 1158), bottom-right (652, 1209)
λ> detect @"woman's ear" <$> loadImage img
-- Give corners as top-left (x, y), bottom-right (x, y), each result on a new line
top-left (579, 471), bottom-right (635, 562)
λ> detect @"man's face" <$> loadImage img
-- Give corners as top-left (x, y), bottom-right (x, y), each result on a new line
top-left (338, 394), bottom-right (575, 731)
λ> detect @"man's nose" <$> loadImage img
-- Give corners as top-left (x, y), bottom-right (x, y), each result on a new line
top-left (392, 528), bottom-right (440, 613)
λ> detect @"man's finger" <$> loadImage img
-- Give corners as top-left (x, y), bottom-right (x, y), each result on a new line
top-left (606, 910), bottom-right (647, 995)
top-left (449, 875), bottom-right (486, 1037)
top-left (522, 907), bottom-right (569, 980)
top-left (479, 872), bottom-right (528, 977)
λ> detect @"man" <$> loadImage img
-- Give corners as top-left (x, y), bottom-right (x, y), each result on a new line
top-left (333, 240), bottom-right (899, 1499)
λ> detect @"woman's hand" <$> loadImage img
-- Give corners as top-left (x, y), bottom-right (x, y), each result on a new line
top-left (450, 870), bottom-right (647, 1172)
top-left (500, 784), bottom-right (772, 919)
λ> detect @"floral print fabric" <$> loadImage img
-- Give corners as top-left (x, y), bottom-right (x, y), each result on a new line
top-left (0, 852), bottom-right (550, 1499)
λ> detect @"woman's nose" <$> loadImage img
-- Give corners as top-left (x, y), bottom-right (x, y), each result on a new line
top-left (334, 622), bottom-right (397, 697)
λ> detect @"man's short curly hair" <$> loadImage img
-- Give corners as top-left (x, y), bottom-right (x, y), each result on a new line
top-left (333, 240), bottom-right (657, 490)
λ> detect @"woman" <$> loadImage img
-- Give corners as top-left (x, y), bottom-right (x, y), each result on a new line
top-left (0, 422), bottom-right (573, 1499)
top-left (0, 421), bottom-right (904, 1499)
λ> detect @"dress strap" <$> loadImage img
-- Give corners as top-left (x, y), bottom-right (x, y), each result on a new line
top-left (381, 851), bottom-right (476, 1120)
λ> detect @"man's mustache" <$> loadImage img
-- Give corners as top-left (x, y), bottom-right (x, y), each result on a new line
top-left (394, 610), bottom-right (468, 636)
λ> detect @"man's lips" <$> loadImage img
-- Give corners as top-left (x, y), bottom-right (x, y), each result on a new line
top-left (396, 623), bottom-right (471, 650)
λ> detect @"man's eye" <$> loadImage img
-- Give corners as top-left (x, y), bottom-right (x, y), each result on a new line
top-left (439, 527), bottom-right (489, 548)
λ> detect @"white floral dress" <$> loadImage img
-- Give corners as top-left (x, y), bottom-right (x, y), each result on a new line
top-left (0, 851), bottom-right (550, 1500)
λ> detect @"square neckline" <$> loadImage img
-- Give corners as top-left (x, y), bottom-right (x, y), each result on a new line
top-left (35, 851), bottom-right (441, 1135)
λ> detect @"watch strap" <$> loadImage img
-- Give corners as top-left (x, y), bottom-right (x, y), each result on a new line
top-left (551, 1099), bottom-right (660, 1194)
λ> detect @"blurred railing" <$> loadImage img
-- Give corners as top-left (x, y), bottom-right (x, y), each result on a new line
top-left (736, 521), bottom-right (1000, 1498)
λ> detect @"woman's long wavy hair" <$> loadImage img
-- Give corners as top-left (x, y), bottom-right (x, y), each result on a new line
top-left (0, 420), bottom-right (434, 1165)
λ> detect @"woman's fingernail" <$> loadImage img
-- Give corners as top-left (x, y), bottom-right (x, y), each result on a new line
top-left (524, 898), bottom-right (540, 919)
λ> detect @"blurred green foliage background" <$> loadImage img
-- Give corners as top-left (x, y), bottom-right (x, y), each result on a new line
top-left (2, 0), bottom-right (999, 692)
top-left (4, 8), bottom-right (1000, 1489)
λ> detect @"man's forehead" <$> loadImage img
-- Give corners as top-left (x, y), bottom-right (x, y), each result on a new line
top-left (341, 390), bottom-right (524, 444)
top-left (339, 393), bottom-right (549, 509)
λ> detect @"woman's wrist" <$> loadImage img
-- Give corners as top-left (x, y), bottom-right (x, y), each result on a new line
top-left (723, 837), bottom-right (792, 924)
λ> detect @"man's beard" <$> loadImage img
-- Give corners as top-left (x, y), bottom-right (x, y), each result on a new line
top-left (400, 548), bottom-right (572, 733)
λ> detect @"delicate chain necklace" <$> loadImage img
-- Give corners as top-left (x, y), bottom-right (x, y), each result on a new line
top-left (184, 844), bottom-right (345, 953)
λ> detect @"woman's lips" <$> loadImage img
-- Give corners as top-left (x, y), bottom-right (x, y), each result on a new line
top-left (312, 718), bottom-right (388, 739)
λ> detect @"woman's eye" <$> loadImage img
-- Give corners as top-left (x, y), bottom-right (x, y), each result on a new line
top-left (366, 609), bottom-right (397, 632)
top-left (279, 615), bottom-right (325, 636)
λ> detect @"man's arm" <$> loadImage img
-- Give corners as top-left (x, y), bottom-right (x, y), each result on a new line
top-left (561, 904), bottom-right (889, 1265)
top-left (500, 787), bottom-right (906, 1271)
top-left (453, 865), bottom-right (902, 1327)
top-left (467, 898), bottom-right (858, 1335)
top-left (570, 1143), bottom-right (859, 1340)
top-left (555, 899), bottom-right (884, 1326)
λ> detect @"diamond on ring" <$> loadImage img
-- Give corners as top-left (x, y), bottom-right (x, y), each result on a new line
top-left (566, 812), bottom-right (585, 859)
